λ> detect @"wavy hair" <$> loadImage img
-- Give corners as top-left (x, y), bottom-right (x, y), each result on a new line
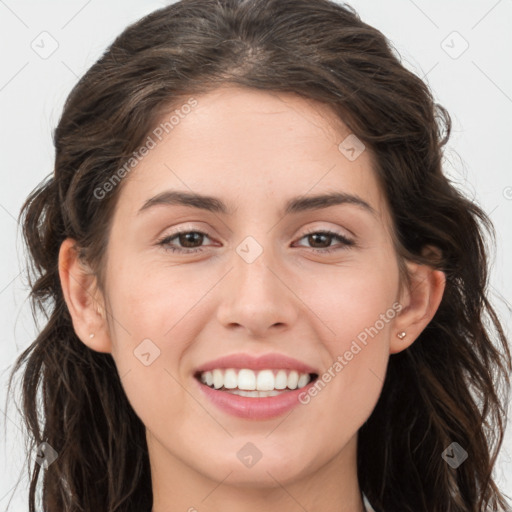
top-left (5, 0), bottom-right (511, 510)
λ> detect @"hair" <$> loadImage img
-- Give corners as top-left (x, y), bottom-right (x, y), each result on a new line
top-left (4, 0), bottom-right (511, 510)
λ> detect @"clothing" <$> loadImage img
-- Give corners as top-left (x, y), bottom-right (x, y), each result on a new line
top-left (363, 493), bottom-right (377, 512)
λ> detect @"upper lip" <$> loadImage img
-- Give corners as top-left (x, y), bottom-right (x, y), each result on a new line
top-left (194, 353), bottom-right (319, 375)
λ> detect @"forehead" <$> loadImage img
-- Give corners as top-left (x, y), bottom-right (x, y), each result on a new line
top-left (115, 86), bottom-right (387, 222)
top-left (157, 86), bottom-right (353, 158)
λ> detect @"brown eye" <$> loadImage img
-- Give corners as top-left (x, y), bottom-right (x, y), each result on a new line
top-left (176, 232), bottom-right (205, 248)
top-left (295, 230), bottom-right (355, 253)
top-left (157, 230), bottom-right (212, 253)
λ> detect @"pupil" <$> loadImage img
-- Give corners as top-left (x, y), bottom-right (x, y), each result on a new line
top-left (180, 232), bottom-right (202, 247)
top-left (310, 233), bottom-right (329, 248)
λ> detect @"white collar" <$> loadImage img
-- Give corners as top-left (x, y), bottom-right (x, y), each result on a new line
top-left (362, 493), bottom-right (377, 512)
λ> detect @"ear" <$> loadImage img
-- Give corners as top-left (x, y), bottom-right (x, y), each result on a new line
top-left (390, 245), bottom-right (446, 354)
top-left (58, 238), bottom-right (112, 353)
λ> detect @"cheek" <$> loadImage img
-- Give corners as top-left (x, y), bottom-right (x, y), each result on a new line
top-left (328, 273), bottom-right (396, 354)
top-left (298, 255), bottom-right (397, 412)
top-left (104, 257), bottom-right (220, 416)
top-left (107, 256), bottom-right (208, 344)
top-left (103, 262), bottom-right (198, 435)
top-left (305, 253), bottom-right (398, 348)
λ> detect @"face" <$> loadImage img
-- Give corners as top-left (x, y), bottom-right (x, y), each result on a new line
top-left (97, 86), bottom-right (405, 487)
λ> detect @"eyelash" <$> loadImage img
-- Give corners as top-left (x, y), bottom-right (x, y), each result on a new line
top-left (156, 228), bottom-right (355, 254)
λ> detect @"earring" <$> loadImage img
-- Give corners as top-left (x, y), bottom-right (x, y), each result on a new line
top-left (89, 333), bottom-right (95, 339)
top-left (397, 331), bottom-right (406, 340)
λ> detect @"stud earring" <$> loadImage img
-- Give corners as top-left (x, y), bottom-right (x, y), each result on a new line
top-left (397, 331), bottom-right (406, 340)
top-left (89, 333), bottom-right (95, 339)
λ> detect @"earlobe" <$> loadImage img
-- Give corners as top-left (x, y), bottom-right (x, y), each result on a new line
top-left (390, 251), bottom-right (446, 355)
top-left (58, 238), bottom-right (112, 353)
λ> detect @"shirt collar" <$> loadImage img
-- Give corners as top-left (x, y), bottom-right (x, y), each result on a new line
top-left (362, 493), bottom-right (377, 512)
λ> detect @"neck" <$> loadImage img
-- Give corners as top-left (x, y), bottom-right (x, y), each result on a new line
top-left (148, 431), bottom-right (366, 512)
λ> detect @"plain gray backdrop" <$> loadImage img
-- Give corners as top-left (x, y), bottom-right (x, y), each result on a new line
top-left (1, 0), bottom-right (511, 509)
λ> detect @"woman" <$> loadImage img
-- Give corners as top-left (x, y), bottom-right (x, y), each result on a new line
top-left (6, 0), bottom-right (511, 510)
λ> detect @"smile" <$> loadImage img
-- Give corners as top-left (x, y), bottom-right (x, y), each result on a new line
top-left (197, 368), bottom-right (316, 397)
top-left (193, 352), bottom-right (320, 419)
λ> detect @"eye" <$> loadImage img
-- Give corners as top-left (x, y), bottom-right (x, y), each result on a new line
top-left (293, 229), bottom-right (355, 254)
top-left (157, 230), bottom-right (213, 253)
top-left (156, 228), bottom-right (355, 254)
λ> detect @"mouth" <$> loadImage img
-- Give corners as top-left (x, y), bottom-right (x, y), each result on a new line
top-left (194, 368), bottom-right (319, 397)
top-left (193, 352), bottom-right (320, 419)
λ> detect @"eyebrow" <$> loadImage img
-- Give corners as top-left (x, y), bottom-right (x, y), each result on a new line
top-left (137, 190), bottom-right (377, 217)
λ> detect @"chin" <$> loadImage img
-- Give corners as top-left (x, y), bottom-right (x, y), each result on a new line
top-left (196, 447), bottom-right (315, 488)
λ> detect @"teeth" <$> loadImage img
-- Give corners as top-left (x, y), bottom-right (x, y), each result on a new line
top-left (226, 389), bottom-right (282, 397)
top-left (256, 369), bottom-right (274, 391)
top-left (238, 369), bottom-right (256, 390)
top-left (213, 369), bottom-right (223, 389)
top-left (297, 373), bottom-right (310, 388)
top-left (224, 369), bottom-right (238, 389)
top-left (204, 371), bottom-right (214, 387)
top-left (275, 370), bottom-right (288, 389)
top-left (288, 370), bottom-right (299, 389)
top-left (199, 368), bottom-right (313, 392)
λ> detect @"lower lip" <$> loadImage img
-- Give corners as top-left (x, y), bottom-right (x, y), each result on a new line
top-left (195, 377), bottom-right (317, 420)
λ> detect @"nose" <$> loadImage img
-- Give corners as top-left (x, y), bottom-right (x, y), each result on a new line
top-left (216, 244), bottom-right (299, 338)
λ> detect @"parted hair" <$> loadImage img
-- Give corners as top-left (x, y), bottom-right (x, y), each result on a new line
top-left (5, 0), bottom-right (511, 510)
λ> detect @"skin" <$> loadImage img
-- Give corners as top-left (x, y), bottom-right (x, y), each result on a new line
top-left (59, 86), bottom-right (446, 512)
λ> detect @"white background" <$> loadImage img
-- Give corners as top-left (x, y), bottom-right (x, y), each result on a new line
top-left (0, 0), bottom-right (511, 509)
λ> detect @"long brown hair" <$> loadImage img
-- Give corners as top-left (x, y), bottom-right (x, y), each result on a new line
top-left (5, 0), bottom-right (511, 510)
